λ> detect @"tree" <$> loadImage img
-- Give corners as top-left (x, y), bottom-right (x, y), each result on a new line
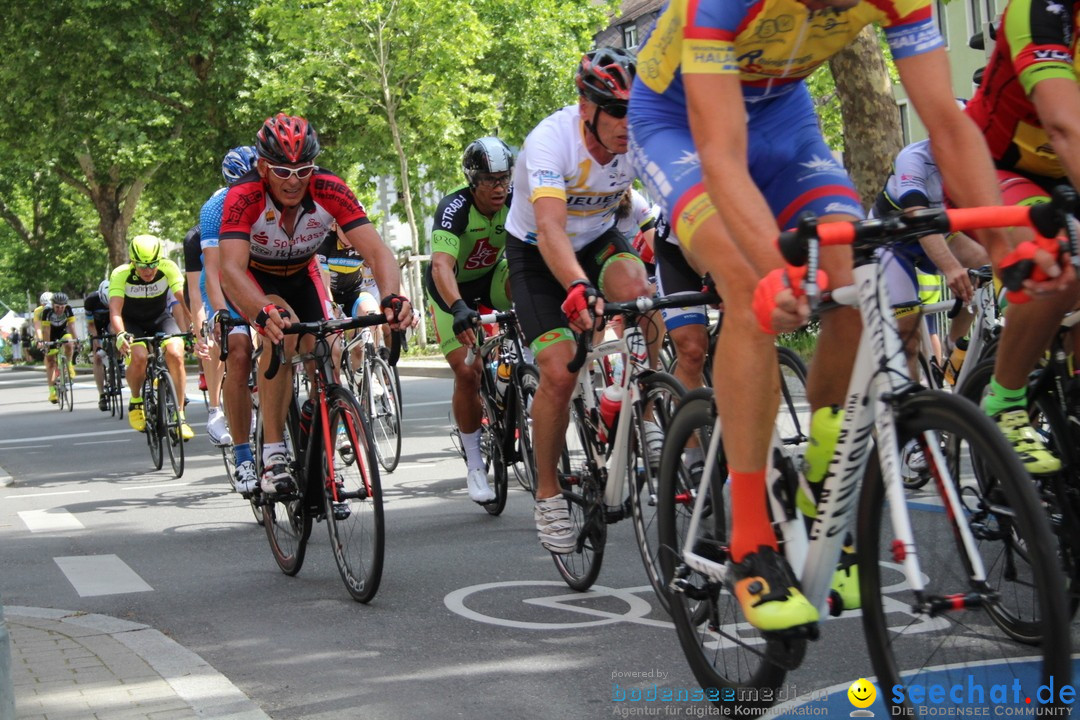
top-left (0, 0), bottom-right (261, 267)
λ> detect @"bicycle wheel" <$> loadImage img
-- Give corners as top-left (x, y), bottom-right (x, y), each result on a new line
top-left (511, 364), bottom-right (539, 494)
top-left (551, 399), bottom-right (606, 591)
top-left (109, 356), bottom-right (124, 419)
top-left (143, 376), bottom-right (164, 471)
top-left (160, 376), bottom-right (184, 478)
top-left (368, 355), bottom-right (402, 473)
top-left (858, 391), bottom-right (1071, 716)
top-left (324, 386), bottom-right (384, 602)
top-left (60, 357), bottom-right (74, 412)
top-left (775, 347), bottom-right (808, 447)
top-left (478, 390), bottom-right (509, 517)
top-left (260, 401), bottom-right (311, 575)
top-left (627, 371), bottom-right (686, 614)
top-left (656, 390), bottom-right (796, 714)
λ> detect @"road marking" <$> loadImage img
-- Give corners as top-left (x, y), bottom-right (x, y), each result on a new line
top-left (122, 482), bottom-right (191, 490)
top-left (73, 439), bottom-right (131, 446)
top-left (54, 554), bottom-right (154, 596)
top-left (18, 508), bottom-right (85, 532)
top-left (0, 428), bottom-right (131, 445)
top-left (5, 490), bottom-right (90, 500)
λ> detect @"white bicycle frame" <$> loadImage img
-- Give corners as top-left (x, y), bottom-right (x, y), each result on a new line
top-left (679, 253), bottom-right (989, 616)
top-left (916, 267), bottom-right (1001, 391)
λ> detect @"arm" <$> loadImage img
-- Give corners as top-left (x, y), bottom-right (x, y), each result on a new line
top-left (430, 251), bottom-right (464, 306)
top-left (218, 237), bottom-right (277, 335)
top-left (918, 232), bottom-right (973, 303)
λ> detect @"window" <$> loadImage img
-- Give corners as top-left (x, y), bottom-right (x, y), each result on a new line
top-left (966, 0), bottom-right (983, 40)
top-left (623, 23), bottom-right (638, 50)
top-left (934, 0), bottom-right (949, 48)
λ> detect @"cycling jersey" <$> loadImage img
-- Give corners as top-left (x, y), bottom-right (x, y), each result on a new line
top-left (874, 139), bottom-right (946, 213)
top-left (219, 168), bottom-right (371, 276)
top-left (614, 189), bottom-right (657, 239)
top-left (431, 186), bottom-right (512, 283)
top-left (40, 305), bottom-right (75, 342)
top-left (505, 105), bottom-right (634, 251)
top-left (199, 187), bottom-right (227, 252)
top-left (634, 0), bottom-right (941, 107)
top-left (108, 259), bottom-right (185, 325)
top-left (183, 224), bottom-right (202, 274)
top-left (315, 230), bottom-right (377, 298)
top-left (83, 294), bottom-right (110, 336)
top-left (966, 0), bottom-right (1080, 179)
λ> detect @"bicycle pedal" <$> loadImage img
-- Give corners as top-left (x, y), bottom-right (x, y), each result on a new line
top-left (827, 589), bottom-right (845, 617)
top-left (762, 621), bottom-right (819, 643)
top-left (332, 502), bottom-right (351, 520)
top-left (603, 504), bottom-right (626, 523)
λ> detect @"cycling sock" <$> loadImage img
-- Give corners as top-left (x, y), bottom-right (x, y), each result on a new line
top-left (234, 443), bottom-right (253, 465)
top-left (263, 441), bottom-right (287, 464)
top-left (461, 429), bottom-right (485, 472)
top-left (729, 468), bottom-right (777, 563)
top-left (983, 377), bottom-right (1026, 417)
top-left (130, 397), bottom-right (143, 405)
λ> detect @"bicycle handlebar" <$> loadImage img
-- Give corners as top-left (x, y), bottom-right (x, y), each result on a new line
top-left (265, 314), bottom-right (401, 380)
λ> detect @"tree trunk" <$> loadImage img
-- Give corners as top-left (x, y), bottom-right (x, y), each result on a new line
top-left (828, 26), bottom-right (903, 211)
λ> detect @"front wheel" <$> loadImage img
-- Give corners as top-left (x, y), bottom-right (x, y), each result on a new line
top-left (858, 391), bottom-right (1071, 716)
top-left (479, 393), bottom-right (508, 517)
top-left (143, 376), bottom-right (164, 471)
top-left (259, 401), bottom-right (310, 576)
top-left (367, 356), bottom-right (402, 473)
top-left (324, 386), bottom-right (384, 602)
top-left (551, 399), bottom-right (606, 591)
top-left (160, 375), bottom-right (184, 478)
top-left (511, 364), bottom-right (540, 495)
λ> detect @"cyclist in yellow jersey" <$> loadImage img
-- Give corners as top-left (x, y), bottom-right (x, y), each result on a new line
top-left (37, 292), bottom-right (77, 404)
top-left (628, 0), bottom-right (1013, 632)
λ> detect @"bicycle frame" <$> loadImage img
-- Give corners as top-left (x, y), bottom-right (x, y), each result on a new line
top-left (680, 251), bottom-right (988, 616)
top-left (915, 267), bottom-right (1000, 391)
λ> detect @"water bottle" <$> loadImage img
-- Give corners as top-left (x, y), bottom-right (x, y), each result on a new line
top-left (494, 361), bottom-right (512, 411)
top-left (597, 385), bottom-right (623, 443)
top-left (797, 405), bottom-right (844, 517)
top-left (299, 398), bottom-right (314, 441)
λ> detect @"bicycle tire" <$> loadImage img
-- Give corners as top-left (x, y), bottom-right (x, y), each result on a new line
top-left (656, 390), bottom-right (796, 713)
top-left (143, 376), bottom-right (164, 471)
top-left (511, 364), bottom-right (539, 495)
top-left (324, 385), bottom-right (384, 602)
top-left (260, 401), bottom-right (311, 576)
top-left (479, 392), bottom-right (509, 516)
top-left (551, 397), bottom-right (606, 591)
top-left (368, 355), bottom-right (402, 473)
top-left (109, 355), bottom-right (124, 419)
top-left (160, 376), bottom-right (184, 478)
top-left (858, 391), bottom-right (1071, 715)
top-left (61, 357), bottom-right (74, 412)
top-left (627, 371), bottom-right (686, 615)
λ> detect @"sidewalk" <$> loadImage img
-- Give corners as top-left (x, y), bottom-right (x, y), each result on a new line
top-left (4, 607), bottom-right (269, 720)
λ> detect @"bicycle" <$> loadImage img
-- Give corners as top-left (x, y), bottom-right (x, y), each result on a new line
top-left (550, 293), bottom-right (712, 609)
top-left (256, 313), bottom-right (398, 603)
top-left (42, 340), bottom-right (75, 412)
top-left (131, 332), bottom-right (193, 478)
top-left (91, 333), bottom-right (126, 419)
top-left (656, 202), bottom-right (1072, 716)
top-left (341, 326), bottom-right (402, 473)
top-left (454, 307), bottom-right (540, 515)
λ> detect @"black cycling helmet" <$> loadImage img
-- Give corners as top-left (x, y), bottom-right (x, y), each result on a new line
top-left (462, 137), bottom-right (513, 188)
top-left (255, 114), bottom-right (321, 165)
top-left (576, 47), bottom-right (636, 107)
top-left (52, 292), bottom-right (69, 305)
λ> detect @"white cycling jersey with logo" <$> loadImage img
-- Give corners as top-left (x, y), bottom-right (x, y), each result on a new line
top-left (505, 105), bottom-right (634, 251)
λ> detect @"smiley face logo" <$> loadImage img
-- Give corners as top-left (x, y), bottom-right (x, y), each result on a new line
top-left (848, 678), bottom-right (876, 709)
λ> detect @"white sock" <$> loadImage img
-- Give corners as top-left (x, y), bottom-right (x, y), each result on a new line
top-left (263, 441), bottom-right (287, 464)
top-left (461, 429), bottom-right (485, 472)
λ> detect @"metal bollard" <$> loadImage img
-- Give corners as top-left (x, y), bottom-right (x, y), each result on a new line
top-left (0, 595), bottom-right (14, 720)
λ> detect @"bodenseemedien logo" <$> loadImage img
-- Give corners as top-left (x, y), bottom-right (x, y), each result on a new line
top-left (849, 678), bottom-right (877, 717)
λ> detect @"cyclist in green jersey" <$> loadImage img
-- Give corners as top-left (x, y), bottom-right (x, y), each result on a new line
top-left (426, 137), bottom-right (514, 504)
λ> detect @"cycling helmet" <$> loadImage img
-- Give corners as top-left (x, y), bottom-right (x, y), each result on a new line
top-left (39, 292), bottom-right (53, 306)
top-left (462, 137), bottom-right (513, 188)
top-left (52, 292), bottom-right (69, 305)
top-left (98, 279), bottom-right (110, 304)
top-left (221, 145), bottom-right (258, 184)
top-left (129, 234), bottom-right (163, 266)
top-left (255, 114), bottom-right (321, 164)
top-left (576, 47), bottom-right (636, 106)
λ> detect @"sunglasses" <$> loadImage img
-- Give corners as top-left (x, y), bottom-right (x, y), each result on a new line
top-left (134, 261), bottom-right (159, 270)
top-left (476, 174), bottom-right (511, 189)
top-left (600, 102), bottom-right (628, 119)
top-left (266, 163), bottom-right (316, 180)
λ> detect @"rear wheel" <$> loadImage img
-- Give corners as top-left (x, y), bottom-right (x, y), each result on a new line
top-left (143, 375), bottom-right (164, 471)
top-left (324, 387), bottom-right (384, 602)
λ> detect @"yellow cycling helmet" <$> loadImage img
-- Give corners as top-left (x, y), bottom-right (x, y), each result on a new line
top-left (129, 234), bottom-right (163, 266)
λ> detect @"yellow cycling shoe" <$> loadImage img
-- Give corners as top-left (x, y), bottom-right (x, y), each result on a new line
top-left (179, 422), bottom-right (194, 441)
top-left (48, 387), bottom-right (57, 404)
top-left (128, 404), bottom-right (146, 433)
top-left (68, 365), bottom-right (76, 379)
top-left (732, 546), bottom-right (820, 632)
top-left (831, 545), bottom-right (860, 611)
top-left (992, 408), bottom-right (1061, 475)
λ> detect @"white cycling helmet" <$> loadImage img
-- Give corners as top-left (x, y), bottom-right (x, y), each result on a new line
top-left (39, 291), bottom-right (53, 307)
top-left (98, 280), bottom-right (110, 304)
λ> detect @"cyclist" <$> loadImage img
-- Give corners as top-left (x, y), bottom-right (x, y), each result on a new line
top-left (653, 213), bottom-right (711, 395)
top-left (964, 0), bottom-right (1080, 473)
top-left (317, 220), bottom-right (385, 368)
top-left (31, 291), bottom-right (52, 364)
top-left (37, 292), bottom-right (77, 404)
top-left (83, 280), bottom-right (114, 411)
top-left (426, 136), bottom-right (514, 505)
top-left (219, 113), bottom-right (413, 496)
top-left (504, 47), bottom-right (656, 553)
top-left (628, 0), bottom-right (1011, 632)
top-left (201, 146), bottom-right (259, 492)
top-left (109, 234), bottom-right (194, 439)
top-left (183, 222), bottom-right (223, 441)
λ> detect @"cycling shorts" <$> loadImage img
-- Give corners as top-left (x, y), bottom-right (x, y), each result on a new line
top-left (505, 227), bottom-right (641, 356)
top-left (235, 257), bottom-right (330, 326)
top-left (425, 259), bottom-right (511, 357)
top-left (654, 236), bottom-right (707, 330)
top-left (629, 84), bottom-right (862, 248)
top-left (995, 168), bottom-right (1062, 207)
top-left (124, 312), bottom-right (182, 348)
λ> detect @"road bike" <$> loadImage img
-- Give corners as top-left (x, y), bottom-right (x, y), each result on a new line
top-left (656, 202), bottom-right (1072, 715)
top-left (341, 326), bottom-right (402, 473)
top-left (42, 340), bottom-right (75, 412)
top-left (256, 314), bottom-right (398, 603)
top-left (454, 307), bottom-right (540, 515)
top-left (132, 333), bottom-right (192, 478)
top-left (91, 333), bottom-right (126, 419)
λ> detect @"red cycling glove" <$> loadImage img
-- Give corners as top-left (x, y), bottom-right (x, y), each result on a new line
top-left (752, 265), bottom-right (828, 334)
top-left (561, 280), bottom-right (599, 326)
top-left (999, 236), bottom-right (1066, 304)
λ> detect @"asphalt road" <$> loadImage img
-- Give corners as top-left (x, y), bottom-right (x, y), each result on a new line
top-left (0, 365), bottom-right (1076, 719)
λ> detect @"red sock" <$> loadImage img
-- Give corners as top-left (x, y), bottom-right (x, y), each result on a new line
top-left (729, 468), bottom-right (777, 563)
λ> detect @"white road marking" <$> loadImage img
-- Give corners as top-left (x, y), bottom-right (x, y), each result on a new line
top-left (54, 554), bottom-right (154, 596)
top-left (18, 508), bottom-right (85, 532)
top-left (5, 490), bottom-right (90, 500)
